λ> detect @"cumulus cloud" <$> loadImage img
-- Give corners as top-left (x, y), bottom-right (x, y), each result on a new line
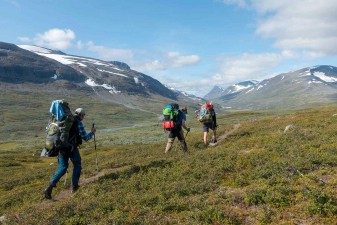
top-left (33, 28), bottom-right (76, 50)
top-left (157, 74), bottom-right (213, 97)
top-left (133, 51), bottom-right (200, 72)
top-left (224, 0), bottom-right (337, 57)
top-left (167, 52), bottom-right (200, 68)
top-left (213, 53), bottom-right (283, 86)
top-left (135, 60), bottom-right (166, 72)
top-left (86, 41), bottom-right (134, 61)
top-left (257, 1), bottom-right (337, 56)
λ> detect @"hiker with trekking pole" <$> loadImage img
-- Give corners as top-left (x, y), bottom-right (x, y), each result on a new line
top-left (163, 104), bottom-right (190, 153)
top-left (44, 107), bottom-right (96, 199)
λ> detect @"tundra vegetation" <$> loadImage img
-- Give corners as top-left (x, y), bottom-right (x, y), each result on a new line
top-left (1, 89), bottom-right (337, 224)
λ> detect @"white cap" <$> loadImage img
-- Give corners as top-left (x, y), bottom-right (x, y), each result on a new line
top-left (74, 108), bottom-right (85, 115)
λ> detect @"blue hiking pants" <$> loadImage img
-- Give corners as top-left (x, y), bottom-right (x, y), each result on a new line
top-left (50, 146), bottom-right (82, 187)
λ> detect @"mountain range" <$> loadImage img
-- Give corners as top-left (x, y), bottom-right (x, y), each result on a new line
top-left (205, 65), bottom-right (337, 110)
top-left (2, 40), bottom-right (337, 111)
top-left (0, 41), bottom-right (208, 111)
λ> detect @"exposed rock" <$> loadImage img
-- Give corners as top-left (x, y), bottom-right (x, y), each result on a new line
top-left (284, 125), bottom-right (296, 133)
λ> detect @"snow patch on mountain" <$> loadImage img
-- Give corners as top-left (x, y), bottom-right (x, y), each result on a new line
top-left (18, 45), bottom-right (53, 54)
top-left (97, 69), bottom-right (128, 78)
top-left (227, 84), bottom-right (249, 94)
top-left (85, 78), bottom-right (121, 94)
top-left (18, 45), bottom-right (122, 69)
top-left (313, 71), bottom-right (337, 83)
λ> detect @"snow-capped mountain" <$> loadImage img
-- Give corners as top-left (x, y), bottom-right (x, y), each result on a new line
top-left (0, 42), bottom-right (86, 83)
top-left (0, 41), bottom-right (176, 100)
top-left (166, 86), bottom-right (205, 103)
top-left (204, 81), bottom-right (258, 100)
top-left (17, 44), bottom-right (176, 99)
top-left (214, 65), bottom-right (337, 110)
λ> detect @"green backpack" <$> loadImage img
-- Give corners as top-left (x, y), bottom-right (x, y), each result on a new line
top-left (162, 104), bottom-right (179, 130)
top-left (42, 100), bottom-right (74, 157)
top-left (198, 104), bottom-right (214, 124)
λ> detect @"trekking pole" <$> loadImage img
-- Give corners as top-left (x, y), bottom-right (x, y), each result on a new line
top-left (64, 169), bottom-right (68, 186)
top-left (93, 123), bottom-right (99, 172)
top-left (64, 158), bottom-right (70, 186)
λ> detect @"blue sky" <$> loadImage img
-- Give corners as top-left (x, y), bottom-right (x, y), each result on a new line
top-left (2, 0), bottom-right (337, 97)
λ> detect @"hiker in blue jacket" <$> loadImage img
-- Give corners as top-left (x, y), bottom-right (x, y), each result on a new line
top-left (165, 106), bottom-right (190, 153)
top-left (44, 108), bottom-right (96, 199)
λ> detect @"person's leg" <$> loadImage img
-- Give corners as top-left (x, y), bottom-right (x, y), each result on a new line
top-left (203, 124), bottom-right (209, 145)
top-left (70, 147), bottom-right (82, 191)
top-left (212, 127), bottom-right (217, 143)
top-left (45, 152), bottom-right (69, 199)
top-left (50, 153), bottom-right (69, 185)
top-left (204, 132), bottom-right (208, 145)
top-left (165, 131), bottom-right (176, 153)
top-left (165, 138), bottom-right (175, 153)
top-left (177, 129), bottom-right (187, 151)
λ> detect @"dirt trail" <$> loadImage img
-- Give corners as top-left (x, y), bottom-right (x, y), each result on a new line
top-left (217, 123), bottom-right (241, 143)
top-left (40, 165), bottom-right (131, 206)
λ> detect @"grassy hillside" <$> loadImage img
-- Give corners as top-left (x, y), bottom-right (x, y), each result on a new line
top-left (0, 84), bottom-right (177, 142)
top-left (2, 105), bottom-right (337, 224)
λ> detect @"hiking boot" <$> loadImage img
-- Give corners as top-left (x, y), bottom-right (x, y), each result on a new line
top-left (180, 140), bottom-right (188, 152)
top-left (70, 185), bottom-right (79, 193)
top-left (44, 184), bottom-right (53, 199)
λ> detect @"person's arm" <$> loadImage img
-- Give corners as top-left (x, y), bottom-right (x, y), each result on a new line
top-left (182, 114), bottom-right (190, 132)
top-left (77, 121), bottom-right (94, 141)
top-left (182, 120), bottom-right (189, 131)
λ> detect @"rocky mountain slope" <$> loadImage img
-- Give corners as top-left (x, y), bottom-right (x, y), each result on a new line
top-left (0, 41), bottom-right (177, 101)
top-left (210, 65), bottom-right (337, 110)
top-left (204, 81), bottom-right (258, 100)
top-left (18, 44), bottom-right (176, 99)
top-left (0, 42), bottom-right (86, 83)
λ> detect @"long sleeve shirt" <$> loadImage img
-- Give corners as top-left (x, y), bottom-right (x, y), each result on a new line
top-left (77, 120), bottom-right (94, 141)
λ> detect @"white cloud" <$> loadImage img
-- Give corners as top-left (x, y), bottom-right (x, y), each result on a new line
top-left (34, 28), bottom-right (76, 50)
top-left (213, 53), bottom-right (283, 85)
top-left (159, 75), bottom-right (213, 97)
top-left (133, 51), bottom-right (200, 72)
top-left (223, 0), bottom-right (337, 56)
top-left (167, 51), bottom-right (200, 68)
top-left (135, 60), bottom-right (166, 72)
top-left (86, 41), bottom-right (134, 61)
top-left (256, 0), bottom-right (337, 56)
